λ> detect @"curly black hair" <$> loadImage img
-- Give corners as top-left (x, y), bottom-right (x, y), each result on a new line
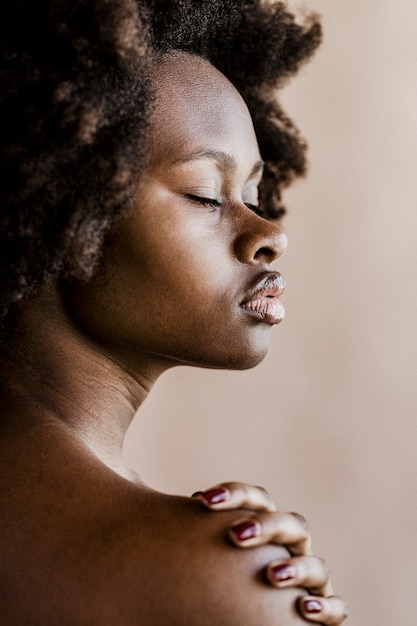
top-left (0, 0), bottom-right (321, 322)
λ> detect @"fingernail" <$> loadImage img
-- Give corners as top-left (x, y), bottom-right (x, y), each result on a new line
top-left (197, 487), bottom-right (229, 505)
top-left (271, 563), bottom-right (296, 583)
top-left (302, 598), bottom-right (322, 614)
top-left (230, 520), bottom-right (259, 541)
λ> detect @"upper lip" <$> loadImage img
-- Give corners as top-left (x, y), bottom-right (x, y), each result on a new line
top-left (240, 272), bottom-right (286, 305)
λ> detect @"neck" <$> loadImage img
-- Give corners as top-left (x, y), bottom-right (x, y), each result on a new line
top-left (0, 281), bottom-right (170, 478)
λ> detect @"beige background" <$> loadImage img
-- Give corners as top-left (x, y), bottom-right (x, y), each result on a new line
top-left (124, 2), bottom-right (417, 624)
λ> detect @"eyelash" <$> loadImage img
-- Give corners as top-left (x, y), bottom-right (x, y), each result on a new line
top-left (186, 195), bottom-right (221, 209)
top-left (186, 195), bottom-right (264, 217)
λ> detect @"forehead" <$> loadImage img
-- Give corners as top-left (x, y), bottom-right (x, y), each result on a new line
top-left (148, 53), bottom-right (260, 166)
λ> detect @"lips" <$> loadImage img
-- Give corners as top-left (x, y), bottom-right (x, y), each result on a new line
top-left (240, 272), bottom-right (286, 325)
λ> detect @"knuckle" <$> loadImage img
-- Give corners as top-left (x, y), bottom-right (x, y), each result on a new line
top-left (334, 596), bottom-right (349, 619)
top-left (254, 485), bottom-right (275, 508)
top-left (288, 511), bottom-right (309, 531)
top-left (317, 556), bottom-right (330, 576)
top-left (254, 485), bottom-right (270, 499)
top-left (327, 596), bottom-right (349, 623)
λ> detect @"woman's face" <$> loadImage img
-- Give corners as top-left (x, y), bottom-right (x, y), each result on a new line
top-left (69, 53), bottom-right (287, 372)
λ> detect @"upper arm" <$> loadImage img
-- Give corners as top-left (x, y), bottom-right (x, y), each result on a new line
top-left (114, 495), bottom-right (308, 626)
top-left (0, 468), bottom-right (308, 626)
top-left (163, 509), bottom-right (307, 626)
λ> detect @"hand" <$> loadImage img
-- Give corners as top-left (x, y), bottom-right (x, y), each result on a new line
top-left (192, 482), bottom-right (348, 625)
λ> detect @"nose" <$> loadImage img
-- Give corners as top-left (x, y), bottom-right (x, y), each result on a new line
top-left (233, 213), bottom-right (288, 265)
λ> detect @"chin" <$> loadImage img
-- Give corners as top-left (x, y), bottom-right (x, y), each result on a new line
top-left (181, 327), bottom-right (273, 371)
top-left (225, 330), bottom-right (272, 370)
top-left (226, 349), bottom-right (269, 371)
top-left (191, 342), bottom-right (270, 372)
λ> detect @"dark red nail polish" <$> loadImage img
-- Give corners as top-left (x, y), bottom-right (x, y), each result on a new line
top-left (303, 599), bottom-right (322, 614)
top-left (200, 487), bottom-right (229, 505)
top-left (271, 563), bottom-right (296, 582)
top-left (230, 521), bottom-right (259, 541)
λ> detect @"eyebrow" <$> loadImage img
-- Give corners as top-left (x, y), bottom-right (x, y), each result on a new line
top-left (169, 150), bottom-right (265, 179)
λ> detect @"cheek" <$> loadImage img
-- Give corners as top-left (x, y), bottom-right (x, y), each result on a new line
top-left (116, 211), bottom-right (231, 302)
top-left (67, 184), bottom-right (252, 362)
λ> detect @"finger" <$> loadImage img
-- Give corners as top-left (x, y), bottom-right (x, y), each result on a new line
top-left (192, 482), bottom-right (276, 512)
top-left (265, 556), bottom-right (332, 596)
top-left (228, 510), bottom-right (312, 555)
top-left (298, 595), bottom-right (348, 625)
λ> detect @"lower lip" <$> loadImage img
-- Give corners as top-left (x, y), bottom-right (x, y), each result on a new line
top-left (240, 297), bottom-right (285, 325)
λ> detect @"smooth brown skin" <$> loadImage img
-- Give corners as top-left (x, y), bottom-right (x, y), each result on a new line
top-left (0, 53), bottom-right (345, 625)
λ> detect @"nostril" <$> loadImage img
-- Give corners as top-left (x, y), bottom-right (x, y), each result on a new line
top-left (254, 246), bottom-right (278, 262)
top-left (234, 229), bottom-right (287, 265)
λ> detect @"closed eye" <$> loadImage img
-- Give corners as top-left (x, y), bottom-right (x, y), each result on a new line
top-left (186, 195), bottom-right (265, 218)
top-left (186, 194), bottom-right (221, 209)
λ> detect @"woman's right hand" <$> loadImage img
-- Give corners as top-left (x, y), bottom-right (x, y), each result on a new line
top-left (193, 482), bottom-right (348, 625)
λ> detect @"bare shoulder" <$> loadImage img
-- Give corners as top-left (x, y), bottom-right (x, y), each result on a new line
top-left (0, 459), bottom-right (306, 626)
top-left (88, 486), bottom-right (308, 626)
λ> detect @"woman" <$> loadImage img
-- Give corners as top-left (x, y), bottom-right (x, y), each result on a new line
top-left (0, 1), bottom-right (347, 624)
